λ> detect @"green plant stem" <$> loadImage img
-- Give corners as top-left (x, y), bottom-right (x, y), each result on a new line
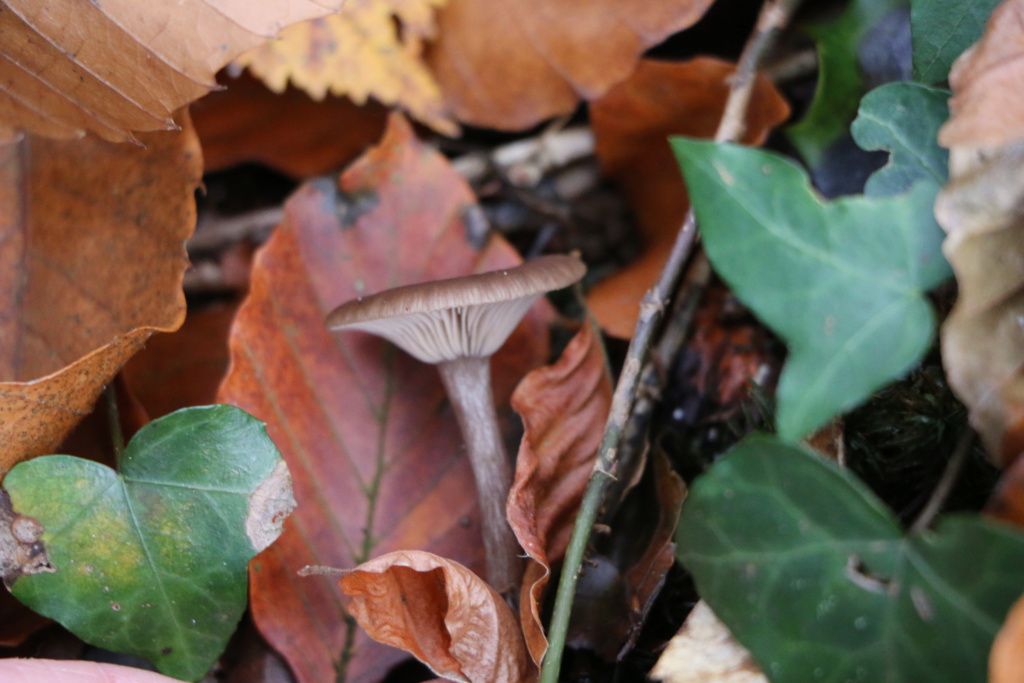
top-left (539, 1), bottom-right (806, 680)
top-left (105, 383), bottom-right (125, 466)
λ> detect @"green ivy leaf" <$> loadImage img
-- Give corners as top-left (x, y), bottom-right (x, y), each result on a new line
top-left (5, 405), bottom-right (293, 682)
top-left (910, 0), bottom-right (1000, 85)
top-left (677, 433), bottom-right (1024, 682)
top-left (851, 82), bottom-right (950, 196)
top-left (787, 0), bottom-right (905, 167)
top-left (672, 138), bottom-right (950, 441)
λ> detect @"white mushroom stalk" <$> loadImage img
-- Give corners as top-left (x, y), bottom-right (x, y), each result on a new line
top-left (327, 255), bottom-right (586, 593)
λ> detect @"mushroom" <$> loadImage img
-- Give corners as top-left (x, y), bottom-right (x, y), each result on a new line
top-left (326, 254), bottom-right (586, 593)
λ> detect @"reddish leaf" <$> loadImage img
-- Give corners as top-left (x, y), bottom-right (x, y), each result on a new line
top-left (0, 115), bottom-right (200, 475)
top-left (587, 58), bottom-right (790, 338)
top-left (340, 550), bottom-right (532, 683)
top-left (507, 322), bottom-right (613, 665)
top-left (425, 0), bottom-right (718, 130)
top-left (0, 0), bottom-right (343, 141)
top-left (217, 113), bottom-right (552, 683)
top-left (191, 71), bottom-right (388, 178)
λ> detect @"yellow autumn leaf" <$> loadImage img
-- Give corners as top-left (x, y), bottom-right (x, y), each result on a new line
top-left (233, 0), bottom-right (456, 135)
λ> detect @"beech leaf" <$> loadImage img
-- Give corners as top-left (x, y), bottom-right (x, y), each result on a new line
top-left (217, 113), bottom-right (552, 683)
top-left (5, 405), bottom-right (294, 682)
top-left (672, 138), bottom-right (950, 442)
top-left (677, 433), bottom-right (1024, 682)
top-left (340, 550), bottom-right (531, 683)
top-left (424, 0), bottom-right (716, 131)
top-left (0, 115), bottom-right (200, 475)
top-left (934, 4), bottom-right (1024, 464)
top-left (0, 0), bottom-right (344, 141)
top-left (507, 321), bottom-right (612, 664)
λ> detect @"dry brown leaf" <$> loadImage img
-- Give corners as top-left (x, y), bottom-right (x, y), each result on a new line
top-left (234, 0), bottom-right (455, 136)
top-left (935, 0), bottom-right (1024, 466)
top-left (217, 113), bottom-right (552, 683)
top-left (507, 321), bottom-right (613, 665)
top-left (990, 591), bottom-right (1024, 683)
top-left (587, 58), bottom-right (790, 338)
top-left (191, 71), bottom-right (388, 178)
top-left (340, 550), bottom-right (532, 683)
top-left (0, 0), bottom-right (342, 141)
top-left (939, 0), bottom-right (1024, 149)
top-left (649, 601), bottom-right (767, 683)
top-left (0, 113), bottom-right (200, 475)
top-left (936, 147), bottom-right (1024, 464)
top-left (425, 0), bottom-right (718, 130)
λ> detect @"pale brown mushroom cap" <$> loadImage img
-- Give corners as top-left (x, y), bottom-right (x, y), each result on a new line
top-left (326, 254), bottom-right (585, 363)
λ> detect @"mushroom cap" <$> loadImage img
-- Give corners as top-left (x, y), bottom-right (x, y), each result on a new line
top-left (326, 254), bottom-right (585, 363)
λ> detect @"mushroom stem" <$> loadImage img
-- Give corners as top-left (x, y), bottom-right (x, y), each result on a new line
top-left (437, 356), bottom-right (522, 594)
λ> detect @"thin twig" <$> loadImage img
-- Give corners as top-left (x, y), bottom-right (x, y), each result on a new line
top-left (910, 431), bottom-right (975, 534)
top-left (105, 384), bottom-right (125, 467)
top-left (539, 1), bottom-right (806, 680)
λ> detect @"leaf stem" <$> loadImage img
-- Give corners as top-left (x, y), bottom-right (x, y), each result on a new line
top-left (909, 430), bottom-right (975, 533)
top-left (105, 383), bottom-right (125, 466)
top-left (539, 1), bottom-right (806, 680)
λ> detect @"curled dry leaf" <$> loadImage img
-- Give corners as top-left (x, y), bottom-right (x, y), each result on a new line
top-left (935, 0), bottom-right (1024, 466)
top-left (507, 322), bottom-right (613, 665)
top-left (0, 113), bottom-right (200, 475)
top-left (939, 0), bottom-right (1024, 149)
top-left (567, 451), bottom-right (686, 660)
top-left (234, 0), bottom-right (455, 136)
top-left (0, 0), bottom-right (342, 141)
top-left (425, 0), bottom-right (717, 130)
top-left (340, 550), bottom-right (531, 683)
top-left (649, 601), bottom-right (767, 683)
top-left (587, 58), bottom-right (790, 338)
top-left (217, 113), bottom-right (552, 683)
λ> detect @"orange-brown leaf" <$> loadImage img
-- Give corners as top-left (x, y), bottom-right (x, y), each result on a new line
top-left (507, 321), bottom-right (613, 665)
top-left (587, 58), bottom-right (790, 338)
top-left (0, 0), bottom-right (342, 141)
top-left (0, 114), bottom-right (200, 475)
top-left (939, 0), bottom-right (1024, 149)
top-left (341, 550), bottom-right (532, 683)
top-left (990, 591), bottom-right (1024, 683)
top-left (192, 72), bottom-right (388, 178)
top-left (234, 0), bottom-right (455, 136)
top-left (425, 0), bottom-right (718, 131)
top-left (217, 113), bottom-right (552, 683)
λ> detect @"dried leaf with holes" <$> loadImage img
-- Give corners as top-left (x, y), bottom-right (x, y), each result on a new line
top-left (234, 0), bottom-right (455, 135)
top-left (0, 490), bottom-right (53, 587)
